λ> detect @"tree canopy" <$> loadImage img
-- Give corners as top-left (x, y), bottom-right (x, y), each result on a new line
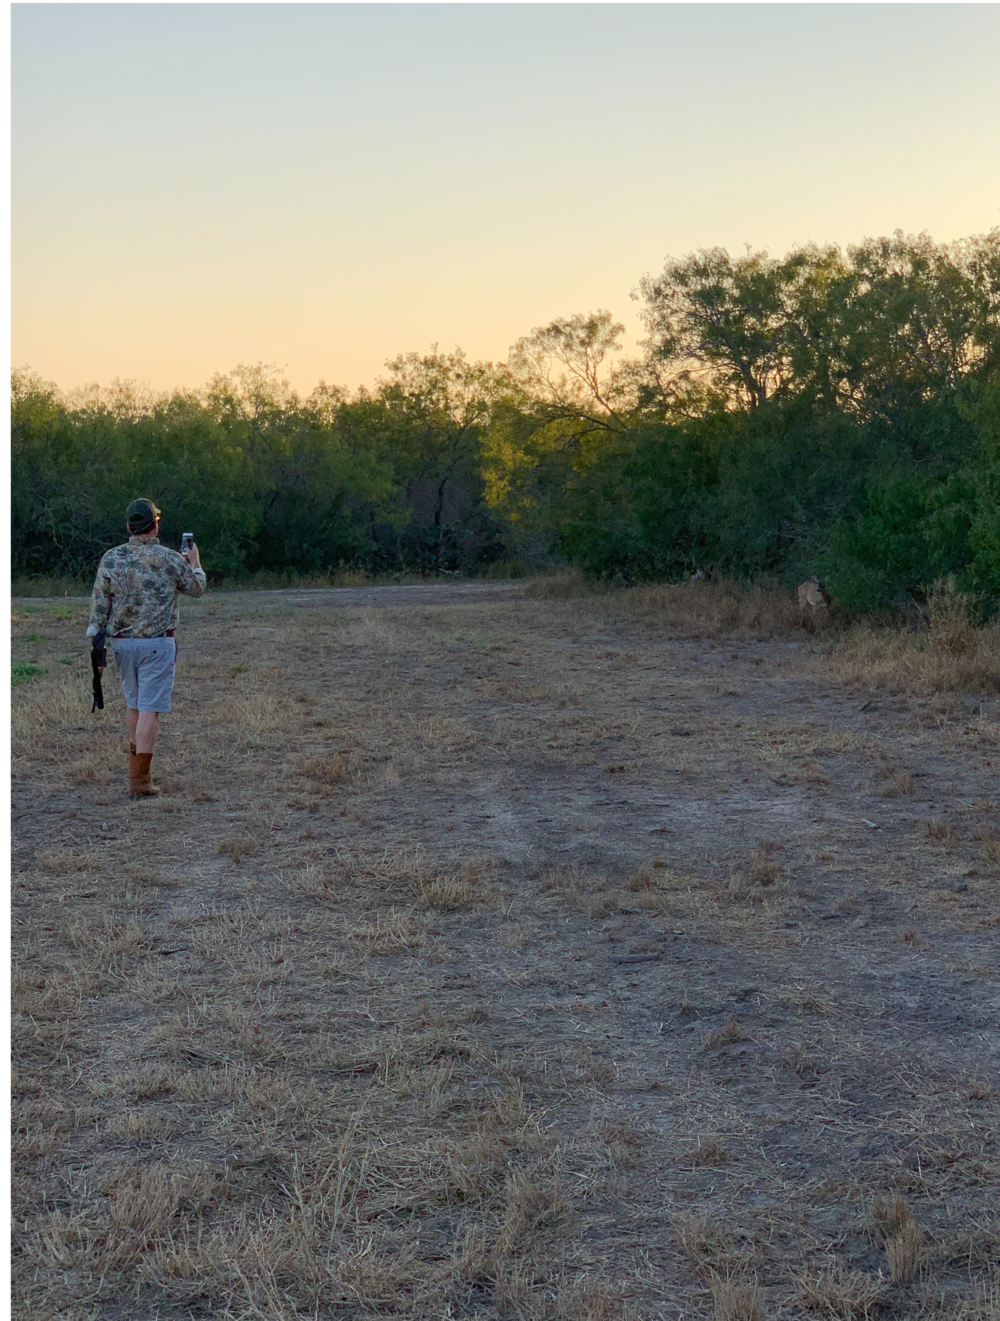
top-left (13, 228), bottom-right (1000, 611)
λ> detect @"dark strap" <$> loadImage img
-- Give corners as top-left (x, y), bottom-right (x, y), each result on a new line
top-left (90, 630), bottom-right (107, 713)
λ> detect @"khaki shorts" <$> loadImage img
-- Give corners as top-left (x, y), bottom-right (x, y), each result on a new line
top-left (112, 638), bottom-right (177, 712)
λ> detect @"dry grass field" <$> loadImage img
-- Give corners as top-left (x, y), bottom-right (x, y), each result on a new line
top-left (11, 578), bottom-right (1000, 1321)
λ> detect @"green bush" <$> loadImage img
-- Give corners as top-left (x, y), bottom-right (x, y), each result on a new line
top-left (12, 230), bottom-right (1000, 612)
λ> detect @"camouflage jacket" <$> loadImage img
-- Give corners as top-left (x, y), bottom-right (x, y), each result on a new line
top-left (86, 537), bottom-right (207, 639)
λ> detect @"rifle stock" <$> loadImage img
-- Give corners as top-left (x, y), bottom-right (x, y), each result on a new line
top-left (91, 629), bottom-right (107, 713)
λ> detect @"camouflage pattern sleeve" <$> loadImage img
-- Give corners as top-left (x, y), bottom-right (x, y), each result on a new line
top-left (174, 556), bottom-right (207, 598)
top-left (87, 554), bottom-right (114, 638)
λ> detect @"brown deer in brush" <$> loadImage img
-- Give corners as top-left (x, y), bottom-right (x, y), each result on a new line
top-left (797, 576), bottom-right (831, 629)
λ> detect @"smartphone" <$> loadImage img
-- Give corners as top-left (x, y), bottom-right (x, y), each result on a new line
top-left (181, 533), bottom-right (194, 553)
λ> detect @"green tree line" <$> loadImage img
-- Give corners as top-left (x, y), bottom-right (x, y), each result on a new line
top-left (12, 229), bottom-right (1000, 612)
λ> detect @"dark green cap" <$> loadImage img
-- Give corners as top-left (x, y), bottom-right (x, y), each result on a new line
top-left (125, 498), bottom-right (161, 534)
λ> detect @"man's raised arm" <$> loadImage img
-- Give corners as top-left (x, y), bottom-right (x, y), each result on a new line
top-left (178, 539), bottom-right (207, 597)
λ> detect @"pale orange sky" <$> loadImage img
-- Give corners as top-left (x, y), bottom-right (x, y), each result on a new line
top-left (12, 4), bottom-right (1000, 395)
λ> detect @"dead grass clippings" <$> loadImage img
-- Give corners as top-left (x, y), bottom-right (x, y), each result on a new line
top-left (677, 1215), bottom-right (743, 1276)
top-left (418, 854), bottom-right (502, 911)
top-left (787, 987), bottom-right (835, 1017)
top-left (796, 1266), bottom-right (886, 1317)
top-left (884, 770), bottom-right (917, 798)
top-left (522, 568), bottom-right (604, 600)
top-left (497, 1169), bottom-right (573, 1253)
top-left (301, 753), bottom-right (348, 786)
top-left (709, 1273), bottom-right (765, 1321)
top-left (218, 833), bottom-right (258, 863)
top-left (685, 1136), bottom-right (731, 1167)
top-left (606, 576), bottom-right (801, 641)
top-left (345, 906), bottom-right (426, 956)
top-left (924, 818), bottom-right (958, 847)
top-left (704, 1019), bottom-right (752, 1050)
top-left (968, 1080), bottom-right (996, 1103)
top-left (728, 841), bottom-right (785, 902)
top-left (885, 1218), bottom-right (926, 1284)
top-left (831, 612), bottom-right (1000, 696)
top-left (12, 583), bottom-right (1000, 1320)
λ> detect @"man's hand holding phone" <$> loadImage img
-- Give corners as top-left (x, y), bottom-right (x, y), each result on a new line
top-left (181, 533), bottom-right (202, 570)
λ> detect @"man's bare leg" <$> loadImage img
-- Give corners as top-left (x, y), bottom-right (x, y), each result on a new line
top-left (125, 708), bottom-right (159, 754)
top-left (135, 711), bottom-right (159, 754)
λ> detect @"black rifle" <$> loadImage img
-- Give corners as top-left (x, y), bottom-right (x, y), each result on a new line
top-left (91, 629), bottom-right (107, 712)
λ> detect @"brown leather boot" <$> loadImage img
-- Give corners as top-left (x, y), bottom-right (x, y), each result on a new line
top-left (128, 752), bottom-right (160, 799)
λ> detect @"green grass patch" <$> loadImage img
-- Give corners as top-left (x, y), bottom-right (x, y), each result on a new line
top-left (11, 576), bottom-right (90, 598)
top-left (12, 662), bottom-right (46, 686)
top-left (45, 603), bottom-right (86, 621)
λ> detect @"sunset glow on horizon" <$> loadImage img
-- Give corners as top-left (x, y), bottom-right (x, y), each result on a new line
top-left (13, 3), bottom-right (1000, 396)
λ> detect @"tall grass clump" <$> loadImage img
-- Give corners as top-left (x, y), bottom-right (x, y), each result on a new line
top-left (832, 580), bottom-right (1000, 694)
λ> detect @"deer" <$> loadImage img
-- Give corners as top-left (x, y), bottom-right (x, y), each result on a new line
top-left (797, 576), bottom-right (831, 629)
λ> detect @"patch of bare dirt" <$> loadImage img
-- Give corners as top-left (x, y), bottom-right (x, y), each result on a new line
top-left (11, 584), bottom-right (1000, 1320)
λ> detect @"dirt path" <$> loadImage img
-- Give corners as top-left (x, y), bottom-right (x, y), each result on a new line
top-left (11, 585), bottom-right (999, 1320)
top-left (14, 579), bottom-right (517, 612)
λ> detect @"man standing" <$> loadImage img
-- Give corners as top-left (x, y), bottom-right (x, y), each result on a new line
top-left (87, 498), bottom-right (207, 799)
